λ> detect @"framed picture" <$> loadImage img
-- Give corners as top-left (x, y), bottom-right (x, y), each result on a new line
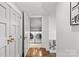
top-left (70, 2), bottom-right (79, 25)
top-left (49, 40), bottom-right (56, 50)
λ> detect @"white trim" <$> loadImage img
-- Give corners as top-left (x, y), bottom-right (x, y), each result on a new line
top-left (6, 2), bottom-right (22, 15)
top-left (30, 16), bottom-right (43, 18)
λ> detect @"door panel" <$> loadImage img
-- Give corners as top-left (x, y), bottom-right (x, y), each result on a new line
top-left (0, 4), bottom-right (6, 18)
top-left (17, 15), bottom-right (22, 56)
top-left (0, 23), bottom-right (6, 48)
top-left (9, 8), bottom-right (16, 57)
top-left (0, 3), bottom-right (9, 19)
top-left (0, 3), bottom-right (9, 57)
top-left (9, 25), bottom-right (16, 57)
top-left (0, 47), bottom-right (6, 57)
top-left (9, 41), bottom-right (16, 57)
top-left (11, 25), bottom-right (16, 36)
top-left (16, 15), bottom-right (21, 56)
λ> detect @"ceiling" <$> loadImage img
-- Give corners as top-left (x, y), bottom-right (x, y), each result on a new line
top-left (12, 2), bottom-right (57, 16)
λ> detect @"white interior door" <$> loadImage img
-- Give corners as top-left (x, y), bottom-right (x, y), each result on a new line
top-left (0, 2), bottom-right (22, 57)
top-left (9, 7), bottom-right (22, 57)
top-left (0, 3), bottom-right (9, 57)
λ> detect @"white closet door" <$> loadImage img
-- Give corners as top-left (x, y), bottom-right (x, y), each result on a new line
top-left (0, 3), bottom-right (9, 57)
top-left (0, 2), bottom-right (22, 57)
top-left (9, 8), bottom-right (22, 57)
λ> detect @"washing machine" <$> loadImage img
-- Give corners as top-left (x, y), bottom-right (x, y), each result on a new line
top-left (30, 32), bottom-right (42, 43)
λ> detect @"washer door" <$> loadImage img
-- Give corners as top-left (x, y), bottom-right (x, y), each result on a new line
top-left (36, 33), bottom-right (42, 43)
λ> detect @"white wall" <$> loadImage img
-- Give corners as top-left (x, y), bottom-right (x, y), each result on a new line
top-left (42, 16), bottom-right (49, 50)
top-left (56, 2), bottom-right (79, 57)
top-left (49, 16), bottom-right (56, 40)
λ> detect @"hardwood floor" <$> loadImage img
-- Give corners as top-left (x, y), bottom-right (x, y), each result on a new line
top-left (26, 48), bottom-right (56, 57)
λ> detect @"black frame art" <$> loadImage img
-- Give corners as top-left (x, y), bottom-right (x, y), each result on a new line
top-left (70, 2), bottom-right (79, 25)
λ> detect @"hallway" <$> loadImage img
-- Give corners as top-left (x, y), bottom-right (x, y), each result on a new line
top-left (1, 2), bottom-right (79, 57)
top-left (0, 2), bottom-right (56, 57)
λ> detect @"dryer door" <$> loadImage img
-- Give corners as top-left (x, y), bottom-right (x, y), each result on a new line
top-left (35, 33), bottom-right (42, 43)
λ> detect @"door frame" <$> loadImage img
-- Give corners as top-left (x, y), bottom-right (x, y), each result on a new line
top-left (22, 12), bottom-right (24, 57)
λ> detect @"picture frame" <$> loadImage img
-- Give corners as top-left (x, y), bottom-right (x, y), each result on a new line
top-left (70, 2), bottom-right (79, 25)
top-left (49, 40), bottom-right (56, 50)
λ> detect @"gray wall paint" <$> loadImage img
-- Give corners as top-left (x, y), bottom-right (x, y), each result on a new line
top-left (56, 2), bottom-right (79, 57)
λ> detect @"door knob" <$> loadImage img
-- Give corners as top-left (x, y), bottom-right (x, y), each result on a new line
top-left (9, 35), bottom-right (14, 42)
top-left (11, 38), bottom-right (14, 41)
top-left (7, 40), bottom-right (10, 44)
